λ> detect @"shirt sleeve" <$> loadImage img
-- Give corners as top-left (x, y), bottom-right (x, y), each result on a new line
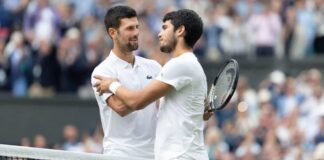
top-left (155, 59), bottom-right (192, 91)
top-left (91, 68), bottom-right (113, 103)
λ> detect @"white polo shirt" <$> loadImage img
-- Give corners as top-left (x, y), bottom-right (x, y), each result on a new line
top-left (155, 52), bottom-right (208, 160)
top-left (91, 51), bottom-right (161, 159)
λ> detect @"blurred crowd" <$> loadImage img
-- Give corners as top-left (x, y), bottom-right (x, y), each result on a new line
top-left (205, 68), bottom-right (324, 159)
top-left (0, 0), bottom-right (324, 97)
top-left (19, 123), bottom-right (104, 154)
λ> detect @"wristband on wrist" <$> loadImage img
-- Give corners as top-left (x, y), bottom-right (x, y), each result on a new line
top-left (109, 81), bottom-right (121, 94)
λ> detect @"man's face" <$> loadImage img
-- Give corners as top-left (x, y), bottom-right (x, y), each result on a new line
top-left (158, 20), bottom-right (177, 53)
top-left (115, 17), bottom-right (139, 52)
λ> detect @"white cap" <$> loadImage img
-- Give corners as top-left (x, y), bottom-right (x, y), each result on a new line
top-left (270, 70), bottom-right (286, 85)
top-left (66, 28), bottom-right (80, 40)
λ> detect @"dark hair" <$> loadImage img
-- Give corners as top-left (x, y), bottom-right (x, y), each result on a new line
top-left (104, 6), bottom-right (137, 31)
top-left (162, 9), bottom-right (203, 48)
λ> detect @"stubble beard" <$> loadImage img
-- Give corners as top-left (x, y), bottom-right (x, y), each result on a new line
top-left (160, 35), bottom-right (177, 53)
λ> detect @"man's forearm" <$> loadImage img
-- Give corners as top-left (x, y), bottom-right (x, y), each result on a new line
top-left (114, 80), bottom-right (172, 110)
top-left (115, 87), bottom-right (147, 110)
top-left (106, 95), bottom-right (134, 117)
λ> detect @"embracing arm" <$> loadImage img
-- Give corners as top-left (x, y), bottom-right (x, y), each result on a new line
top-left (115, 80), bottom-right (173, 110)
top-left (94, 75), bottom-right (213, 120)
top-left (106, 95), bottom-right (133, 117)
top-left (94, 75), bottom-right (173, 110)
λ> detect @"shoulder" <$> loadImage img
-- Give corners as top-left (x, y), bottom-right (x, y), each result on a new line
top-left (164, 55), bottom-right (196, 71)
top-left (92, 59), bottom-right (110, 75)
top-left (91, 58), bottom-right (115, 84)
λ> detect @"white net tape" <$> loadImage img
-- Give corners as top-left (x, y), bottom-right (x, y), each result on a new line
top-left (0, 144), bottom-right (146, 160)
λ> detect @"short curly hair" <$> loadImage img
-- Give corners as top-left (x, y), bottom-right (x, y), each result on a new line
top-left (162, 9), bottom-right (203, 48)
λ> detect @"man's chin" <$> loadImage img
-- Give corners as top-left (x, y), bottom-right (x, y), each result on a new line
top-left (127, 44), bottom-right (138, 51)
top-left (160, 46), bottom-right (172, 53)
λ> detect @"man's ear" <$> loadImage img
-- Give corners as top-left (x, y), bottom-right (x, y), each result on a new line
top-left (176, 25), bottom-right (186, 37)
top-left (108, 28), bottom-right (116, 38)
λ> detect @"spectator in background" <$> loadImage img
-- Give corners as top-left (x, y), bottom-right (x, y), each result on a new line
top-left (204, 6), bottom-right (222, 61)
top-left (33, 134), bottom-right (48, 148)
top-left (283, 129), bottom-right (307, 159)
top-left (281, 5), bottom-right (298, 59)
top-left (255, 102), bottom-right (277, 146)
top-left (235, 76), bottom-right (259, 122)
top-left (23, 0), bottom-right (60, 48)
top-left (80, 14), bottom-right (103, 47)
top-left (235, 0), bottom-right (262, 21)
top-left (68, 0), bottom-right (96, 22)
top-left (246, 0), bottom-right (281, 58)
top-left (235, 130), bottom-right (261, 160)
top-left (220, 9), bottom-right (251, 59)
top-left (205, 127), bottom-right (229, 160)
top-left (279, 2), bottom-right (314, 60)
top-left (2, 0), bottom-right (29, 30)
top-left (77, 32), bottom-right (104, 99)
top-left (303, 68), bottom-right (322, 96)
top-left (55, 2), bottom-right (78, 36)
top-left (282, 0), bottom-right (315, 59)
top-left (81, 124), bottom-right (103, 153)
top-left (79, 15), bottom-right (105, 91)
top-left (5, 31), bottom-right (32, 97)
top-left (260, 130), bottom-right (281, 160)
top-left (222, 121), bottom-right (241, 153)
top-left (273, 76), bottom-right (304, 118)
top-left (299, 85), bottom-right (324, 144)
top-left (61, 124), bottom-right (83, 152)
top-left (57, 28), bottom-right (85, 93)
top-left (20, 137), bottom-right (31, 147)
top-left (212, 3), bottom-right (232, 57)
top-left (294, 0), bottom-right (316, 55)
top-left (28, 38), bottom-right (59, 97)
top-left (93, 0), bottom-right (111, 21)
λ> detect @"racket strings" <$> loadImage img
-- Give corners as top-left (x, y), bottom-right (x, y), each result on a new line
top-left (213, 62), bottom-right (237, 107)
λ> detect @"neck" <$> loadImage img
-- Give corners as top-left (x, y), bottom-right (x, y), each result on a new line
top-left (112, 47), bottom-right (135, 64)
top-left (172, 42), bottom-right (192, 57)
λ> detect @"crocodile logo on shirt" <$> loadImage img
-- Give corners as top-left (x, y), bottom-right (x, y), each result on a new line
top-left (146, 75), bottom-right (153, 79)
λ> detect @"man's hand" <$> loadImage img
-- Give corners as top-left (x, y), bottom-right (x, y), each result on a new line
top-left (203, 97), bottom-right (213, 121)
top-left (93, 75), bottom-right (118, 96)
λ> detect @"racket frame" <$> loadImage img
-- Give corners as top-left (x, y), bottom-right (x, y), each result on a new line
top-left (209, 59), bottom-right (239, 111)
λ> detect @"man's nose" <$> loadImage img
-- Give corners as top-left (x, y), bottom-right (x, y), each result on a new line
top-left (134, 28), bottom-right (139, 36)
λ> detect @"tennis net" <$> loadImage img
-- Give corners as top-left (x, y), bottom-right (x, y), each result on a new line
top-left (0, 144), bottom-right (144, 160)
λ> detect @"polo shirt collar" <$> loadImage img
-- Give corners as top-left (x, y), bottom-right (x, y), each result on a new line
top-left (108, 51), bottom-right (141, 69)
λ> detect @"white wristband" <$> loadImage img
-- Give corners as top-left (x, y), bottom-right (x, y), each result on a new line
top-left (109, 81), bottom-right (121, 94)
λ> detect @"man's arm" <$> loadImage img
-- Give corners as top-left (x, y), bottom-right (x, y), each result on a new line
top-left (115, 80), bottom-right (173, 110)
top-left (94, 75), bottom-right (173, 110)
top-left (106, 95), bottom-right (133, 117)
top-left (95, 75), bottom-right (213, 120)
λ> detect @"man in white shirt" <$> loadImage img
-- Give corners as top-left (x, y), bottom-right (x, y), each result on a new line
top-left (94, 9), bottom-right (209, 160)
top-left (91, 6), bottom-right (161, 159)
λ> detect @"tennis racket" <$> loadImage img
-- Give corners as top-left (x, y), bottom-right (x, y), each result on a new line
top-left (208, 59), bottom-right (239, 111)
